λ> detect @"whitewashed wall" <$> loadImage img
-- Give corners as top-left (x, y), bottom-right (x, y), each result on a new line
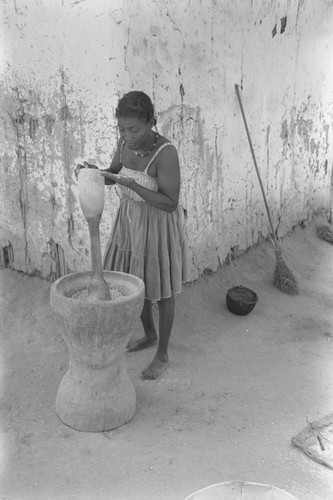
top-left (1, 0), bottom-right (332, 280)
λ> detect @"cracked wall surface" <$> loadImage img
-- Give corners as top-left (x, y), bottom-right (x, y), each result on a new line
top-left (1, 0), bottom-right (333, 280)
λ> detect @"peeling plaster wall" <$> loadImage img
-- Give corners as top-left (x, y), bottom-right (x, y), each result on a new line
top-left (1, 0), bottom-right (333, 280)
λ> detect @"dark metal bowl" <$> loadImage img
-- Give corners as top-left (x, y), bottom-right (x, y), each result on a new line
top-left (226, 285), bottom-right (258, 316)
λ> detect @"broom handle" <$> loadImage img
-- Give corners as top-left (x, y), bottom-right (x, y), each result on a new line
top-left (235, 84), bottom-right (278, 248)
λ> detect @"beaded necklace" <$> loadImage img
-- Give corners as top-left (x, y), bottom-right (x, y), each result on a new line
top-left (135, 132), bottom-right (159, 157)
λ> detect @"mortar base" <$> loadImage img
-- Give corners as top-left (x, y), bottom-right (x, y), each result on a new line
top-left (55, 358), bottom-right (136, 432)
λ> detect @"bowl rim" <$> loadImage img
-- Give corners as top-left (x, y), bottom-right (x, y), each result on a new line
top-left (226, 286), bottom-right (258, 303)
top-left (184, 480), bottom-right (299, 499)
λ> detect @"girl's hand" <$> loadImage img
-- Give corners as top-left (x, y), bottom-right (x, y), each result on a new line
top-left (100, 171), bottom-right (135, 188)
top-left (75, 161), bottom-right (98, 179)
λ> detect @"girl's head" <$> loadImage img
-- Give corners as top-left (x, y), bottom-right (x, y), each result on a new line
top-left (116, 91), bottom-right (157, 126)
top-left (116, 91), bottom-right (157, 150)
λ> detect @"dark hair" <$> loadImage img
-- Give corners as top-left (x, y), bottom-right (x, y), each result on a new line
top-left (116, 91), bottom-right (157, 125)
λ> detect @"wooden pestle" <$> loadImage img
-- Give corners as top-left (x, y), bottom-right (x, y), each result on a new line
top-left (78, 167), bottom-right (111, 301)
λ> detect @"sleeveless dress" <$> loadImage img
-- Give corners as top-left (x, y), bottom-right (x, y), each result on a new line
top-left (103, 142), bottom-right (190, 301)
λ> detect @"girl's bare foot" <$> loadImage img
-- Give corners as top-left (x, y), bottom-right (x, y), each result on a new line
top-left (140, 354), bottom-right (169, 380)
top-left (126, 335), bottom-right (157, 352)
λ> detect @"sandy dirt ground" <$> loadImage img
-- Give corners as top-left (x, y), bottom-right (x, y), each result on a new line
top-left (1, 218), bottom-right (333, 500)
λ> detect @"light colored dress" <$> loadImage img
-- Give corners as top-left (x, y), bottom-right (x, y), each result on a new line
top-left (103, 142), bottom-right (190, 301)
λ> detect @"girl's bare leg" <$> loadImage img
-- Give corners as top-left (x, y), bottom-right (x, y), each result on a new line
top-left (126, 299), bottom-right (158, 352)
top-left (141, 294), bottom-right (174, 380)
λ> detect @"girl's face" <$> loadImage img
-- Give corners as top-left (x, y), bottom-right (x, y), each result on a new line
top-left (117, 116), bottom-right (153, 150)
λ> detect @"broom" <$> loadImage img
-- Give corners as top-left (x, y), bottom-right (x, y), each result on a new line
top-left (235, 83), bottom-right (298, 295)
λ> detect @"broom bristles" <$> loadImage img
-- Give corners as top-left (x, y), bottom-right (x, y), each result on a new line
top-left (274, 257), bottom-right (299, 295)
top-left (270, 238), bottom-right (298, 295)
top-left (317, 225), bottom-right (333, 243)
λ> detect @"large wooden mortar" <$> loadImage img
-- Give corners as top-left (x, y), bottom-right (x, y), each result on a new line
top-left (50, 271), bottom-right (144, 431)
